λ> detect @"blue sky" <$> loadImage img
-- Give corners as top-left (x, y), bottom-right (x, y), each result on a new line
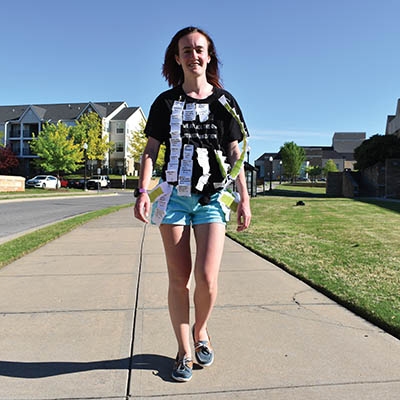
top-left (1, 0), bottom-right (400, 163)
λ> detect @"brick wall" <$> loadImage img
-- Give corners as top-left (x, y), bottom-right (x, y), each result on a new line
top-left (385, 159), bottom-right (400, 198)
top-left (326, 172), bottom-right (342, 196)
top-left (327, 160), bottom-right (400, 199)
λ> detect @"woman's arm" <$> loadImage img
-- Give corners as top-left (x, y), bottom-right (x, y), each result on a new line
top-left (227, 140), bottom-right (251, 231)
top-left (134, 136), bottom-right (161, 223)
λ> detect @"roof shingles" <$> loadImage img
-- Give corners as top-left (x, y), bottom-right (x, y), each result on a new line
top-left (0, 101), bottom-right (126, 123)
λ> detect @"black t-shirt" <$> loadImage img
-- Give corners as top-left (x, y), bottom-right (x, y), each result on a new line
top-left (144, 86), bottom-right (247, 194)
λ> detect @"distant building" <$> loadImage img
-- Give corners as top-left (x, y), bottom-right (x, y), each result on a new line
top-left (254, 153), bottom-right (278, 181)
top-left (385, 99), bottom-right (400, 137)
top-left (255, 132), bottom-right (366, 180)
top-left (0, 101), bottom-right (146, 176)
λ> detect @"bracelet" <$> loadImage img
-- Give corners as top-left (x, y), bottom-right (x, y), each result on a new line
top-left (134, 187), bottom-right (147, 198)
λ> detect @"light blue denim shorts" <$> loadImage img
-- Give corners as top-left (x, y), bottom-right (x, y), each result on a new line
top-left (152, 186), bottom-right (226, 226)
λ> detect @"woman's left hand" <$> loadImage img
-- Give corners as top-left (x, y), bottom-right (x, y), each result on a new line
top-left (236, 198), bottom-right (251, 232)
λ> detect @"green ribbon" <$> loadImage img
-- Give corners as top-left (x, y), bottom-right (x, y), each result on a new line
top-left (217, 95), bottom-right (248, 187)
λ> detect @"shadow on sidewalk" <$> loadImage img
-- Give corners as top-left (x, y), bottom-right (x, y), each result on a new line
top-left (0, 354), bottom-right (175, 382)
top-left (131, 354), bottom-right (176, 382)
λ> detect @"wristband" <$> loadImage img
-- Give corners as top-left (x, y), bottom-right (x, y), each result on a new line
top-left (134, 187), bottom-right (147, 198)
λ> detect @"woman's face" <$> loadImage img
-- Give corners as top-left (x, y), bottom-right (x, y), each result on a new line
top-left (175, 32), bottom-right (211, 80)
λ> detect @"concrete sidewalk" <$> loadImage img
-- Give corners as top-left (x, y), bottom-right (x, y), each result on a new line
top-left (0, 208), bottom-right (400, 399)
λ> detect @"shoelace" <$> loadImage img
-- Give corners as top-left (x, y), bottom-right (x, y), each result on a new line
top-left (195, 341), bottom-right (211, 354)
top-left (177, 357), bottom-right (192, 371)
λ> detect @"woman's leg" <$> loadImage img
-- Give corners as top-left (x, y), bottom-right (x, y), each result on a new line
top-left (159, 224), bottom-right (193, 359)
top-left (192, 222), bottom-right (226, 342)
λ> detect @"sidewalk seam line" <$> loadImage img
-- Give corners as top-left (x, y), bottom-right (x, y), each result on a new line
top-left (126, 223), bottom-right (147, 399)
top-left (128, 378), bottom-right (400, 398)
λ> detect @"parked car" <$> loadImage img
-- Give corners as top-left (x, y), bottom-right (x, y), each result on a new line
top-left (26, 175), bottom-right (60, 189)
top-left (67, 178), bottom-right (86, 189)
top-left (87, 175), bottom-right (111, 190)
top-left (59, 177), bottom-right (69, 188)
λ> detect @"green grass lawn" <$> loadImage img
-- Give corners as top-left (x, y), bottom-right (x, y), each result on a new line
top-left (227, 190), bottom-right (400, 338)
top-left (0, 187), bottom-right (132, 200)
top-left (0, 188), bottom-right (84, 199)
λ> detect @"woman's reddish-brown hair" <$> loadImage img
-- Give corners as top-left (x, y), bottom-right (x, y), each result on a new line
top-left (162, 26), bottom-right (222, 88)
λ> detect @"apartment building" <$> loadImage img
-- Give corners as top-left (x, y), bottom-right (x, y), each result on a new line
top-left (0, 101), bottom-right (146, 176)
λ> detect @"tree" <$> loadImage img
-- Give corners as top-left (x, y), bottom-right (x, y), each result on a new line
top-left (307, 165), bottom-right (322, 182)
top-left (129, 120), bottom-right (147, 162)
top-left (280, 141), bottom-right (306, 182)
top-left (323, 159), bottom-right (338, 176)
top-left (0, 145), bottom-right (19, 174)
top-left (354, 134), bottom-right (400, 170)
top-left (30, 122), bottom-right (83, 175)
top-left (129, 120), bottom-right (166, 174)
top-left (71, 112), bottom-right (114, 167)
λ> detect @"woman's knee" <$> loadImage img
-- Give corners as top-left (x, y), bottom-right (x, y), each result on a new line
top-left (169, 271), bottom-right (191, 291)
top-left (195, 271), bottom-right (218, 293)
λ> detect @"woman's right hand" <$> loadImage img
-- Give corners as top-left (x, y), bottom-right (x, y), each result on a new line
top-left (134, 137), bottom-right (161, 224)
top-left (134, 193), bottom-right (151, 223)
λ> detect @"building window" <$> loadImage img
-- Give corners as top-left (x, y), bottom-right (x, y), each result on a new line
top-left (116, 128), bottom-right (124, 134)
top-left (23, 123), bottom-right (38, 138)
top-left (10, 141), bottom-right (20, 154)
top-left (9, 125), bottom-right (21, 138)
top-left (116, 142), bottom-right (124, 152)
top-left (23, 141), bottom-right (32, 155)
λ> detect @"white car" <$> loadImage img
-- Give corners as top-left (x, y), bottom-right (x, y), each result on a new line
top-left (87, 175), bottom-right (111, 189)
top-left (26, 175), bottom-right (60, 189)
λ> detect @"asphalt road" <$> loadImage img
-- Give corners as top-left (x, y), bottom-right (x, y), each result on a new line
top-left (0, 191), bottom-right (135, 244)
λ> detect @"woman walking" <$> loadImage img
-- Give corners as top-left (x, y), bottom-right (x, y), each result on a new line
top-left (134, 26), bottom-right (251, 382)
